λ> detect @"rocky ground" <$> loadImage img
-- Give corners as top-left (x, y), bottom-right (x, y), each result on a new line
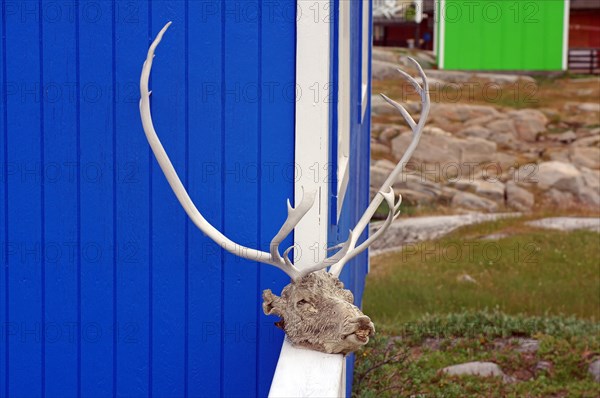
top-left (370, 47), bottom-right (600, 215)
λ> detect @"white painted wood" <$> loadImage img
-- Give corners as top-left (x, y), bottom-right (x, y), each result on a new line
top-left (562, 0), bottom-right (570, 71)
top-left (292, 1), bottom-right (330, 265)
top-left (269, 2), bottom-right (345, 397)
top-left (337, 0), bottom-right (351, 219)
top-left (361, 0), bottom-right (370, 121)
top-left (439, 0), bottom-right (446, 69)
top-left (269, 339), bottom-right (345, 398)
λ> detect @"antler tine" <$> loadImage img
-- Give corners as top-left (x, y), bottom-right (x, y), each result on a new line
top-left (140, 22), bottom-right (310, 281)
top-left (270, 188), bottom-right (317, 263)
top-left (351, 188), bottom-right (400, 257)
top-left (320, 58), bottom-right (430, 278)
top-left (380, 93), bottom-right (416, 130)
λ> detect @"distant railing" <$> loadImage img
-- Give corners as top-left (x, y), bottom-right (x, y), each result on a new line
top-left (568, 48), bottom-right (600, 75)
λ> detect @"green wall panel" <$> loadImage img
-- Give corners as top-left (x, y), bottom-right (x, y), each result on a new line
top-left (440, 0), bottom-right (566, 70)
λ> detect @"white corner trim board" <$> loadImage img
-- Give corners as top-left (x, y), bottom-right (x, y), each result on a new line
top-left (562, 0), bottom-right (570, 71)
top-left (269, 1), bottom-right (343, 396)
top-left (268, 340), bottom-right (345, 398)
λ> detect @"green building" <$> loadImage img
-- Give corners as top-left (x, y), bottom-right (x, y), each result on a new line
top-left (435, 0), bottom-right (570, 70)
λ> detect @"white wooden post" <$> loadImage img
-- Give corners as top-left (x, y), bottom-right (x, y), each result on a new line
top-left (268, 1), bottom-right (346, 397)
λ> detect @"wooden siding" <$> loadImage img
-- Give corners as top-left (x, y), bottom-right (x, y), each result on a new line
top-left (0, 1), bottom-right (297, 396)
top-left (331, 0), bottom-right (372, 393)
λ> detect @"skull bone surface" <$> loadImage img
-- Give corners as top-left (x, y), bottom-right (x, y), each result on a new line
top-left (262, 270), bottom-right (375, 355)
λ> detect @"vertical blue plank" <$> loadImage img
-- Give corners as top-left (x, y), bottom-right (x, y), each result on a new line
top-left (222, 0), bottom-right (260, 395)
top-left (0, 1), bottom-right (6, 394)
top-left (150, 3), bottom-right (186, 396)
top-left (257, 1), bottom-right (296, 396)
top-left (115, 1), bottom-right (150, 396)
top-left (187, 0), bottom-right (224, 395)
top-left (4, 2), bottom-right (43, 396)
top-left (79, 1), bottom-right (113, 396)
top-left (42, 3), bottom-right (78, 396)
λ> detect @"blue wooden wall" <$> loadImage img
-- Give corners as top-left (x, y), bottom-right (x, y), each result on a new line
top-left (0, 1), bottom-right (300, 396)
top-left (330, 0), bottom-right (372, 394)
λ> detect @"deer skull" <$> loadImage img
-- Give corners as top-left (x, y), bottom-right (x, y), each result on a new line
top-left (140, 22), bottom-right (430, 355)
top-left (263, 271), bottom-right (375, 355)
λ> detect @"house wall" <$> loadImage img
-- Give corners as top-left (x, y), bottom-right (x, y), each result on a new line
top-left (570, 9), bottom-right (600, 48)
top-left (0, 1), bottom-right (297, 396)
top-left (330, 0), bottom-right (372, 393)
top-left (438, 0), bottom-right (567, 70)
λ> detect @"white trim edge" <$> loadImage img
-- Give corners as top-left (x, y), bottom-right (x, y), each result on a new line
top-left (269, 2), bottom-right (344, 397)
top-left (563, 0), bottom-right (570, 71)
top-left (439, 0), bottom-right (446, 69)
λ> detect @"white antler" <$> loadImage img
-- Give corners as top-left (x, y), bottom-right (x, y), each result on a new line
top-left (323, 58), bottom-right (431, 278)
top-left (140, 22), bottom-right (429, 282)
top-left (139, 22), bottom-right (317, 281)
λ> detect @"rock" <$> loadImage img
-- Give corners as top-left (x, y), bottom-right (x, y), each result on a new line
top-left (481, 233), bottom-right (509, 240)
top-left (473, 180), bottom-right (505, 202)
top-left (545, 148), bottom-right (570, 163)
top-left (589, 359), bottom-right (600, 382)
top-left (548, 130), bottom-right (577, 144)
top-left (577, 187), bottom-right (600, 207)
top-left (570, 147), bottom-right (600, 169)
top-left (459, 125), bottom-right (492, 140)
top-left (370, 212), bottom-right (519, 255)
top-left (506, 181), bottom-right (534, 212)
top-left (430, 103), bottom-right (501, 123)
top-left (576, 102), bottom-right (600, 113)
top-left (379, 126), bottom-right (404, 143)
top-left (451, 191), bottom-right (499, 212)
top-left (457, 274), bottom-right (478, 284)
top-left (581, 167), bottom-right (600, 190)
top-left (391, 130), bottom-right (497, 167)
top-left (514, 338), bottom-right (539, 353)
top-left (441, 362), bottom-right (514, 383)
top-left (542, 189), bottom-right (575, 207)
top-left (527, 217), bottom-right (600, 233)
top-left (539, 107), bottom-right (561, 122)
top-left (370, 165), bottom-right (394, 189)
top-left (535, 161), bottom-right (583, 192)
top-left (535, 361), bottom-right (553, 375)
top-left (508, 109), bottom-right (548, 142)
top-left (573, 135), bottom-right (600, 147)
top-left (371, 95), bottom-right (393, 116)
top-left (372, 60), bottom-right (401, 80)
top-left (371, 142), bottom-right (391, 157)
top-left (397, 189), bottom-right (436, 204)
top-left (487, 119), bottom-right (517, 135)
top-left (453, 178), bottom-right (478, 191)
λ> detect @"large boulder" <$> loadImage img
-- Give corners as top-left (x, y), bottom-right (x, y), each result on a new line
top-left (430, 103), bottom-right (501, 123)
top-left (506, 181), bottom-right (534, 212)
top-left (451, 191), bottom-right (499, 212)
top-left (473, 180), bottom-right (506, 202)
top-left (535, 161), bottom-right (583, 193)
top-left (507, 109), bottom-right (548, 142)
top-left (570, 147), bottom-right (600, 170)
top-left (391, 128), bottom-right (497, 168)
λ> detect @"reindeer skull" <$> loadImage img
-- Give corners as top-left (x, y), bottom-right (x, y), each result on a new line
top-left (140, 22), bottom-right (429, 355)
top-left (263, 271), bottom-right (375, 355)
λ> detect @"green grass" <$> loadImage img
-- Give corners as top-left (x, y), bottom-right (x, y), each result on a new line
top-left (353, 320), bottom-right (600, 398)
top-left (353, 218), bottom-right (600, 397)
top-left (364, 220), bottom-right (600, 328)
